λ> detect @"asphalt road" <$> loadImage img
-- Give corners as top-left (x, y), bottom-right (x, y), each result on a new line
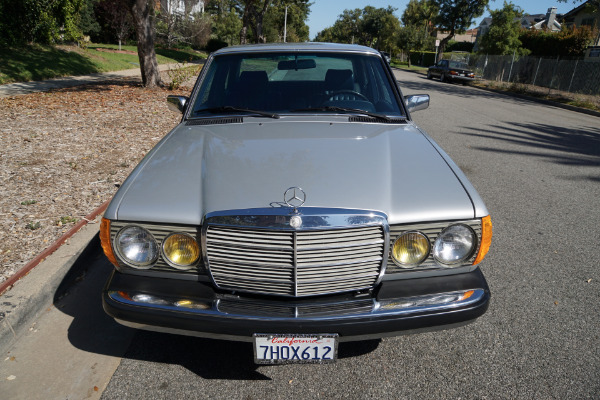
top-left (97, 70), bottom-right (599, 399)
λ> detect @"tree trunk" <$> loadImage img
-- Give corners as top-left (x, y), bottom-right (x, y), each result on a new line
top-left (253, 1), bottom-right (269, 44)
top-left (130, 0), bottom-right (162, 88)
top-left (240, 2), bottom-right (253, 44)
top-left (437, 28), bottom-right (454, 63)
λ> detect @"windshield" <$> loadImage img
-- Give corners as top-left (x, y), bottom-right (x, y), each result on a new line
top-left (190, 52), bottom-right (404, 118)
top-left (448, 61), bottom-right (469, 69)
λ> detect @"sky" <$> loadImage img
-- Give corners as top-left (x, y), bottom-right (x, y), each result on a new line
top-left (306, 0), bottom-right (575, 39)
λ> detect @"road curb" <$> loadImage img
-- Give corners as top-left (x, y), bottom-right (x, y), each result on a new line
top-left (0, 202), bottom-right (108, 354)
top-left (392, 67), bottom-right (600, 118)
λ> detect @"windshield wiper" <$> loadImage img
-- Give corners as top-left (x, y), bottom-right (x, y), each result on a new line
top-left (292, 106), bottom-right (393, 121)
top-left (194, 106), bottom-right (280, 119)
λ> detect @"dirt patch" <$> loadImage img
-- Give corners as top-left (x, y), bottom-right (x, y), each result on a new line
top-left (0, 72), bottom-right (192, 283)
top-left (473, 80), bottom-right (600, 112)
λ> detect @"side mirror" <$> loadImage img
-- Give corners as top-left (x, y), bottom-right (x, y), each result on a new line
top-left (405, 94), bottom-right (430, 113)
top-left (167, 95), bottom-right (188, 114)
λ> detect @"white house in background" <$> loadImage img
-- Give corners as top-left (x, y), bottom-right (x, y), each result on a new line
top-left (478, 7), bottom-right (562, 37)
top-left (159, 0), bottom-right (204, 17)
top-left (530, 7), bottom-right (562, 31)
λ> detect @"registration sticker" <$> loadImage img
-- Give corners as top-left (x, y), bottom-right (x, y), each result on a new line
top-left (253, 334), bottom-right (338, 364)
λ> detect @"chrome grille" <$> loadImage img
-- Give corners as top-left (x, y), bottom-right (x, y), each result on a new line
top-left (205, 225), bottom-right (385, 297)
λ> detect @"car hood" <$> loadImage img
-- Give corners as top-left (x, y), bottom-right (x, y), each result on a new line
top-left (106, 117), bottom-right (484, 225)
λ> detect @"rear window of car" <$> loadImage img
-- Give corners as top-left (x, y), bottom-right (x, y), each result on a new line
top-left (191, 51), bottom-right (403, 116)
top-left (448, 61), bottom-right (469, 69)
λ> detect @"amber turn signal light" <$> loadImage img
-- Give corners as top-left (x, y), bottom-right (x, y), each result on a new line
top-left (100, 218), bottom-right (119, 267)
top-left (473, 216), bottom-right (492, 265)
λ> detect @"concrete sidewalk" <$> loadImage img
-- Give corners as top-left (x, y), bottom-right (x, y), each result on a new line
top-left (0, 223), bottom-right (135, 399)
top-left (0, 61), bottom-right (202, 97)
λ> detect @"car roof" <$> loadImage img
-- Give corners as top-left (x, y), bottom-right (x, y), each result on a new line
top-left (212, 42), bottom-right (381, 56)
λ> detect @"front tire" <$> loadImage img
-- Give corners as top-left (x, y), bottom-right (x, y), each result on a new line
top-left (427, 71), bottom-right (432, 80)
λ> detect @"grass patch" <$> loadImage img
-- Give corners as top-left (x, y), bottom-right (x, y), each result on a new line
top-left (0, 43), bottom-right (206, 84)
top-left (391, 61), bottom-right (428, 73)
top-left (0, 44), bottom-right (99, 84)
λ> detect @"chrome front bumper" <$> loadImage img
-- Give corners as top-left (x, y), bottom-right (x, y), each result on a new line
top-left (103, 268), bottom-right (490, 342)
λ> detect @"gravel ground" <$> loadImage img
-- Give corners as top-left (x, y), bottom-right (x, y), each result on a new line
top-left (0, 73), bottom-right (192, 283)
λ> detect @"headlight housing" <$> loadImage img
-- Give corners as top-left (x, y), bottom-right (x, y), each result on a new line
top-left (391, 231), bottom-right (430, 268)
top-left (162, 233), bottom-right (200, 269)
top-left (432, 224), bottom-right (477, 266)
top-left (115, 226), bottom-right (159, 269)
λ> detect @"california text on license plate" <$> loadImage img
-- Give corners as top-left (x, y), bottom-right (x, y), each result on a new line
top-left (253, 334), bottom-right (338, 364)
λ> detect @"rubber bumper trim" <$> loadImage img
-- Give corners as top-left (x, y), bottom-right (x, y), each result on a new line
top-left (102, 268), bottom-right (490, 341)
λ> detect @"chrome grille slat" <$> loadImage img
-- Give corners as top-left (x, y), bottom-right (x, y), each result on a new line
top-left (206, 223), bottom-right (385, 297)
top-left (217, 299), bottom-right (374, 318)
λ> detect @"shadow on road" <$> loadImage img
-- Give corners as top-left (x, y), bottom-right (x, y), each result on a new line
top-left (456, 121), bottom-right (600, 180)
top-left (54, 242), bottom-right (381, 381)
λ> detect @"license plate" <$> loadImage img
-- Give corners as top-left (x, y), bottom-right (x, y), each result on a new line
top-left (253, 334), bottom-right (338, 364)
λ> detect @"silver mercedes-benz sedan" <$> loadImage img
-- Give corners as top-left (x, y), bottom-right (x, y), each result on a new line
top-left (100, 43), bottom-right (492, 364)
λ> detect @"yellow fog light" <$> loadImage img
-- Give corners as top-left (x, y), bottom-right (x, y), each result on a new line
top-left (391, 231), bottom-right (430, 268)
top-left (162, 233), bottom-right (200, 270)
top-left (175, 300), bottom-right (211, 310)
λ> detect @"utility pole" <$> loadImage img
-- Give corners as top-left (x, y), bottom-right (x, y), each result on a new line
top-left (284, 6), bottom-right (288, 42)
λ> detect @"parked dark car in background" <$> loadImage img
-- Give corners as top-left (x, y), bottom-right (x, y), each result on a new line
top-left (427, 60), bottom-right (475, 84)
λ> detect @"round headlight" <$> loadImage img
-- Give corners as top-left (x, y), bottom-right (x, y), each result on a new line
top-left (433, 224), bottom-right (477, 266)
top-left (115, 226), bottom-right (159, 269)
top-left (391, 231), bottom-right (430, 267)
top-left (162, 233), bottom-right (200, 269)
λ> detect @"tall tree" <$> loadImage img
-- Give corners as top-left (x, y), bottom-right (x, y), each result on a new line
top-left (239, 0), bottom-right (270, 44)
top-left (207, 0), bottom-right (242, 45)
top-left (433, 0), bottom-right (489, 61)
top-left (402, 0), bottom-right (438, 45)
top-left (263, 0), bottom-right (311, 42)
top-left (478, 2), bottom-right (528, 55)
top-left (314, 6), bottom-right (400, 48)
top-left (128, 0), bottom-right (161, 87)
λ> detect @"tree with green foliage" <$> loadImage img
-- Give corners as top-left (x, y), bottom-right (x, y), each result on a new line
top-left (520, 25), bottom-right (597, 57)
top-left (0, 0), bottom-right (84, 45)
top-left (78, 0), bottom-right (101, 39)
top-left (314, 8), bottom-right (361, 43)
top-left (238, 0), bottom-right (270, 44)
top-left (433, 0), bottom-right (489, 61)
top-left (397, 25), bottom-right (433, 66)
top-left (315, 6), bottom-right (400, 49)
top-left (399, 0), bottom-right (438, 63)
top-left (478, 1), bottom-right (529, 55)
top-left (402, 0), bottom-right (438, 42)
top-left (263, 0), bottom-right (311, 43)
top-left (207, 0), bottom-right (243, 45)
